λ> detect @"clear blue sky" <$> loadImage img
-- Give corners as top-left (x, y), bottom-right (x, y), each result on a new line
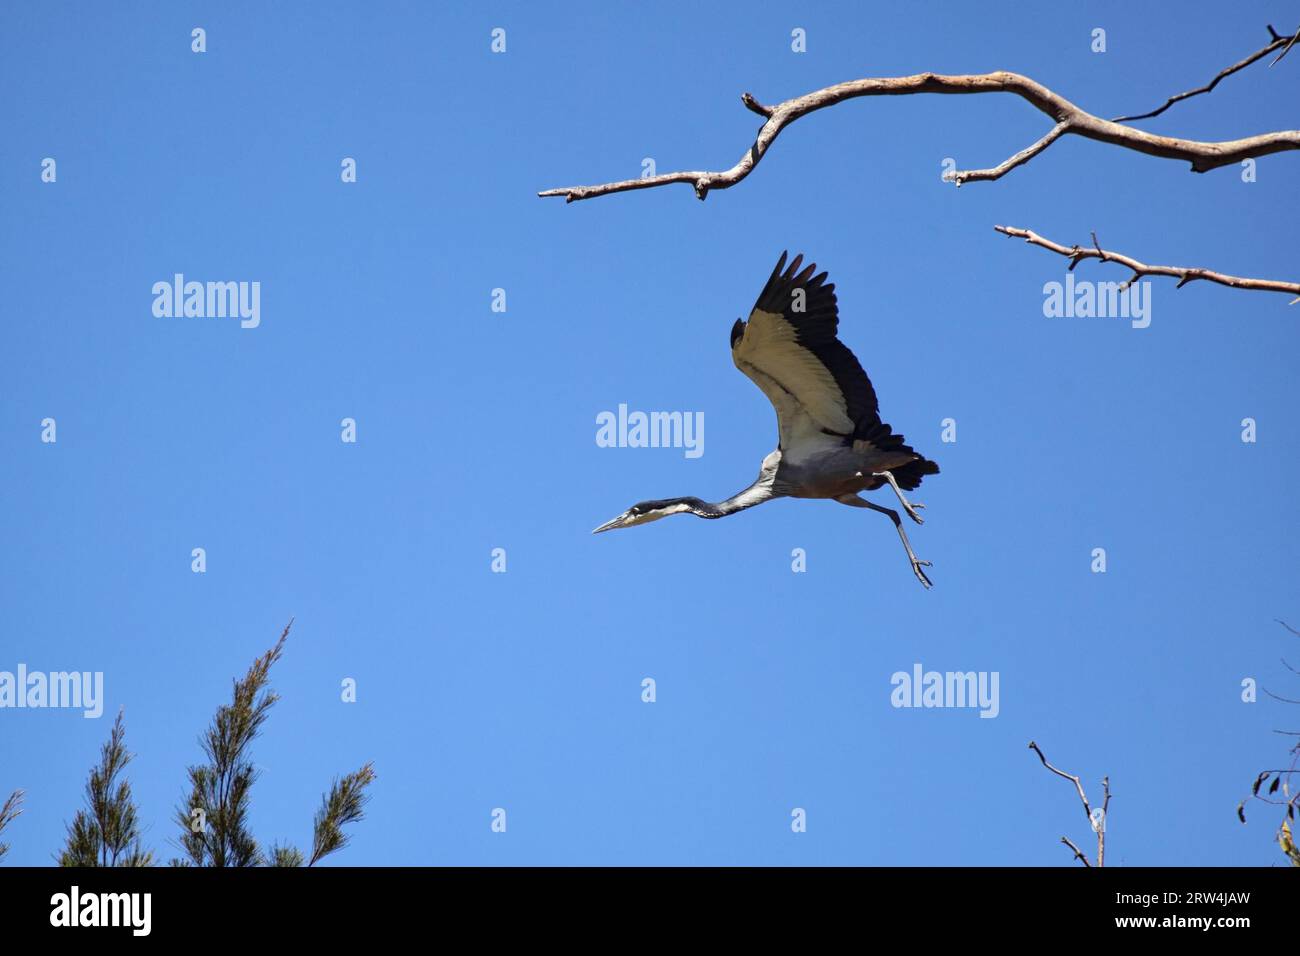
top-left (2, 1), bottom-right (1297, 866)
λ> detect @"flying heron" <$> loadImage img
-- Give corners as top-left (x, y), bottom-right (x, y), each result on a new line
top-left (593, 252), bottom-right (940, 588)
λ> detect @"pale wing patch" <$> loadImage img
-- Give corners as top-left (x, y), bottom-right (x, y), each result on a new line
top-left (738, 362), bottom-right (840, 462)
top-left (733, 308), bottom-right (855, 436)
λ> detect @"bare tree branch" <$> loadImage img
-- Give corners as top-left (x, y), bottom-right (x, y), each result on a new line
top-left (1029, 741), bottom-right (1093, 821)
top-left (995, 225), bottom-right (1300, 303)
top-left (1030, 741), bottom-right (1108, 867)
top-left (1114, 24), bottom-right (1298, 123)
top-left (1272, 23), bottom-right (1300, 67)
top-left (539, 70), bottom-right (1300, 202)
top-left (1099, 776), bottom-right (1111, 867)
top-left (1060, 836), bottom-right (1091, 867)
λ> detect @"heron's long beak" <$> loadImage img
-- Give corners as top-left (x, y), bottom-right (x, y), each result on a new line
top-left (592, 513), bottom-right (628, 534)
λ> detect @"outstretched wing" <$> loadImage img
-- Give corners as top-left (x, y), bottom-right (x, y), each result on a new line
top-left (730, 252), bottom-right (880, 461)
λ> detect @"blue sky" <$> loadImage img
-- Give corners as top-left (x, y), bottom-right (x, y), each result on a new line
top-left (2, 1), bottom-right (1297, 866)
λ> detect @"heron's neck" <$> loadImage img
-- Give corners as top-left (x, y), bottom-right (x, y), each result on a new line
top-left (687, 474), bottom-right (779, 519)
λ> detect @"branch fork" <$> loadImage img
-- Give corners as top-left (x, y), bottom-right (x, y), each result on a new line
top-left (541, 65), bottom-right (1299, 202)
top-left (996, 226), bottom-right (1300, 301)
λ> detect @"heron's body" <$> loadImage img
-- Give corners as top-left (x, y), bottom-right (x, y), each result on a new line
top-left (776, 441), bottom-right (918, 499)
top-left (595, 252), bottom-right (940, 587)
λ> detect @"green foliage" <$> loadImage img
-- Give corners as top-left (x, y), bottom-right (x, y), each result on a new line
top-left (0, 789), bottom-right (24, 862)
top-left (268, 844), bottom-right (306, 867)
top-left (170, 621), bottom-right (376, 866)
top-left (1281, 821), bottom-right (1300, 867)
top-left (173, 626), bottom-right (287, 867)
top-left (39, 620), bottom-right (375, 867)
top-left (310, 763), bottom-right (376, 866)
top-left (58, 710), bottom-right (153, 867)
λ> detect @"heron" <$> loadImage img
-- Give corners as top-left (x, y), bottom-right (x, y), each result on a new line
top-left (593, 251), bottom-right (940, 587)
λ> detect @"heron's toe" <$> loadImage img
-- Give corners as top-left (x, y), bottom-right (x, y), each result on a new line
top-left (912, 559), bottom-right (934, 588)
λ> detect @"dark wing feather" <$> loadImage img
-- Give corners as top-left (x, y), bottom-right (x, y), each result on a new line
top-left (731, 252), bottom-right (882, 456)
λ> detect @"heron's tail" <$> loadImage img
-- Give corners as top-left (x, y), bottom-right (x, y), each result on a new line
top-left (853, 420), bottom-right (940, 491)
top-left (891, 453), bottom-right (940, 490)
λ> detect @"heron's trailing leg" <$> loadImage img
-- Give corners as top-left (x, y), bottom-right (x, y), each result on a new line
top-left (837, 494), bottom-right (933, 588)
top-left (872, 470), bottom-right (925, 525)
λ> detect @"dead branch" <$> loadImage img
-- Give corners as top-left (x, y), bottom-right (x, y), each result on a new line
top-left (1030, 740), bottom-right (1108, 867)
top-left (1060, 836), bottom-right (1091, 867)
top-left (995, 225), bottom-right (1300, 303)
top-left (539, 70), bottom-right (1300, 202)
top-left (1099, 776), bottom-right (1111, 867)
top-left (1114, 24), bottom-right (1298, 123)
top-left (1273, 24), bottom-right (1300, 67)
top-left (1029, 741), bottom-right (1094, 820)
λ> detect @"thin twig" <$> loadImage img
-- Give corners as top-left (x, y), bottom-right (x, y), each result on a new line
top-left (1030, 741), bottom-right (1108, 867)
top-left (1061, 836), bottom-right (1092, 867)
top-left (995, 226), bottom-right (1300, 302)
top-left (1029, 741), bottom-right (1093, 821)
top-left (1271, 24), bottom-right (1300, 66)
top-left (539, 71), bottom-right (1300, 202)
top-left (1114, 25), bottom-right (1297, 123)
top-left (1099, 777), bottom-right (1111, 867)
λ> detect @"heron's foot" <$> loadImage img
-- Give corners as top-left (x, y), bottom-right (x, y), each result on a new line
top-left (911, 557), bottom-right (933, 589)
top-left (872, 470), bottom-right (926, 524)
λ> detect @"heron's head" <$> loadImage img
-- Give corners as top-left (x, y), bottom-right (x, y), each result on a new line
top-left (592, 498), bottom-right (695, 534)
